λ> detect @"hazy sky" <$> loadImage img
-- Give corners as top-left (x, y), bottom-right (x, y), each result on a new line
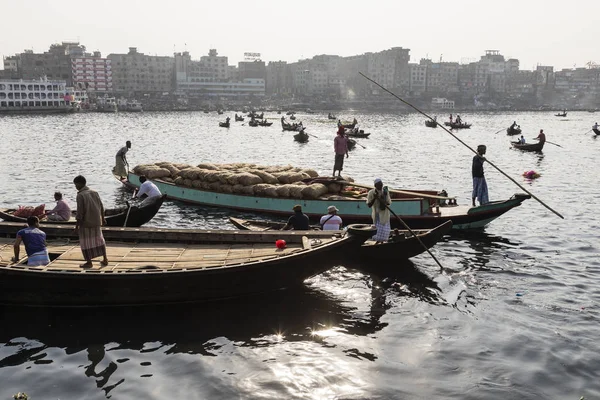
top-left (1, 0), bottom-right (598, 71)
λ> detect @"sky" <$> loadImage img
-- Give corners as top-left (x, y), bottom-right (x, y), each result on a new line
top-left (1, 0), bottom-right (598, 71)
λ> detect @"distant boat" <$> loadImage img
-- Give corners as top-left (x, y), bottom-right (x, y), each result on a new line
top-left (511, 141), bottom-right (544, 152)
top-left (425, 119), bottom-right (437, 128)
top-left (592, 128), bottom-right (600, 135)
top-left (506, 126), bottom-right (522, 135)
top-left (555, 112), bottom-right (567, 117)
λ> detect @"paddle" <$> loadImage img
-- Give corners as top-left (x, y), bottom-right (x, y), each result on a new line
top-left (332, 180), bottom-right (454, 201)
top-left (530, 139), bottom-right (563, 148)
top-left (493, 128), bottom-right (506, 135)
top-left (582, 129), bottom-right (592, 135)
top-left (351, 140), bottom-right (366, 149)
top-left (359, 71), bottom-right (564, 220)
top-left (385, 204), bottom-right (445, 271)
top-left (123, 201), bottom-right (133, 227)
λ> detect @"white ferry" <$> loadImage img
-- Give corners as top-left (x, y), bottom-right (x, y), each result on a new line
top-left (0, 79), bottom-right (74, 114)
top-left (95, 96), bottom-right (118, 113)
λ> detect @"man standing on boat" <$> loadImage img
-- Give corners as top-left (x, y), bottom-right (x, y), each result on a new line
top-left (320, 206), bottom-right (343, 231)
top-left (73, 175), bottom-right (109, 268)
top-left (333, 126), bottom-right (349, 178)
top-left (282, 205), bottom-right (310, 230)
top-left (472, 145), bottom-right (489, 206)
top-left (11, 216), bottom-right (50, 266)
top-left (367, 178), bottom-right (392, 244)
top-left (134, 175), bottom-right (162, 206)
top-left (113, 140), bottom-right (131, 180)
top-left (535, 129), bottom-right (546, 144)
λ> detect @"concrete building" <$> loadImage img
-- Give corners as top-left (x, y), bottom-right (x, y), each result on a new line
top-left (266, 61), bottom-right (293, 95)
top-left (71, 51), bottom-right (113, 92)
top-left (238, 60), bottom-right (266, 81)
top-left (365, 47), bottom-right (410, 93)
top-left (200, 49), bottom-right (228, 81)
top-left (108, 47), bottom-right (174, 94)
top-left (14, 42), bottom-right (87, 85)
top-left (409, 63), bottom-right (427, 94)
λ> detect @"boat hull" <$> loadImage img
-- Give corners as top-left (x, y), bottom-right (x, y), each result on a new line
top-left (123, 174), bottom-right (529, 230)
top-left (511, 141), bottom-right (544, 152)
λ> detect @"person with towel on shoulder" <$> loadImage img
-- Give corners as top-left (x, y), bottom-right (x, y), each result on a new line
top-left (367, 178), bottom-right (392, 244)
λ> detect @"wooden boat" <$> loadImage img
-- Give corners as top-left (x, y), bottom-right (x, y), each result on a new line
top-left (506, 126), bottom-right (522, 135)
top-left (120, 174), bottom-right (531, 230)
top-left (290, 115), bottom-right (296, 120)
top-left (218, 121), bottom-right (230, 128)
top-left (0, 194), bottom-right (165, 227)
top-left (425, 120), bottom-right (437, 128)
top-left (345, 130), bottom-right (371, 138)
top-left (511, 141), bottom-right (544, 152)
top-left (555, 112), bottom-right (567, 117)
top-left (341, 122), bottom-right (356, 130)
top-left (217, 110), bottom-right (224, 115)
top-left (281, 121), bottom-right (299, 131)
top-left (248, 120), bottom-right (259, 127)
top-left (0, 224), bottom-right (376, 306)
top-left (229, 217), bottom-right (453, 262)
top-left (235, 115), bottom-right (244, 122)
top-left (294, 131), bottom-right (309, 142)
top-left (328, 114), bottom-right (336, 120)
top-left (593, 128), bottom-right (600, 135)
top-left (448, 122), bottom-right (471, 129)
top-left (258, 120), bottom-right (273, 127)
top-left (248, 112), bottom-right (263, 119)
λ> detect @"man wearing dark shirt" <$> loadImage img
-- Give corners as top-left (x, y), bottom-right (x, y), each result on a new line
top-left (282, 205), bottom-right (310, 230)
top-left (472, 145), bottom-right (489, 206)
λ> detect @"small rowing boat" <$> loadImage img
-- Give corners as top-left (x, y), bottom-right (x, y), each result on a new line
top-left (506, 126), bottom-right (521, 135)
top-left (294, 131), bottom-right (309, 142)
top-left (229, 217), bottom-right (453, 262)
top-left (511, 141), bottom-right (544, 152)
top-left (555, 112), bottom-right (567, 117)
top-left (425, 120), bottom-right (437, 128)
top-left (448, 122), bottom-right (471, 129)
top-left (219, 121), bottom-right (230, 128)
top-left (593, 128), bottom-right (600, 135)
top-left (0, 194), bottom-right (165, 227)
top-left (345, 130), bottom-right (371, 138)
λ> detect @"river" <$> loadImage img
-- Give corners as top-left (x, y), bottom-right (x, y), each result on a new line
top-left (0, 110), bottom-right (598, 399)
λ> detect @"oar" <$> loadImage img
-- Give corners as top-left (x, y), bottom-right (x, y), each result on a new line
top-left (335, 180), bottom-right (454, 201)
top-left (359, 71), bottom-right (564, 220)
top-left (493, 128), bottom-right (506, 135)
top-left (530, 139), bottom-right (563, 148)
top-left (385, 205), bottom-right (445, 271)
top-left (581, 129), bottom-right (592, 135)
top-left (352, 140), bottom-right (366, 149)
top-left (123, 201), bottom-right (133, 227)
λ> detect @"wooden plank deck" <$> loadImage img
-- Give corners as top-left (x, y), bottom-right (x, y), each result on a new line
top-left (0, 237), bottom-right (318, 272)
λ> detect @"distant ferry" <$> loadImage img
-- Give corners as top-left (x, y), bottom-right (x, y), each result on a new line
top-left (0, 79), bottom-right (75, 114)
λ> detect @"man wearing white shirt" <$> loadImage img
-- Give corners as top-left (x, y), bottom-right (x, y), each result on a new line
top-left (135, 175), bottom-right (162, 206)
top-left (320, 205), bottom-right (343, 231)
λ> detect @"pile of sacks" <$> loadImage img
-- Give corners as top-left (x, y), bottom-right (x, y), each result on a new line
top-left (132, 162), bottom-right (355, 200)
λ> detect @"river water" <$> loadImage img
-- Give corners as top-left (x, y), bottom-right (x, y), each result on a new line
top-left (0, 110), bottom-right (598, 399)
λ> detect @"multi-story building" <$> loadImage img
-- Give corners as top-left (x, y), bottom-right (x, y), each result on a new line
top-left (409, 63), bottom-right (427, 94)
top-left (108, 47), bottom-right (174, 95)
top-left (266, 61), bottom-right (293, 95)
top-left (13, 42), bottom-right (87, 86)
top-left (71, 51), bottom-right (113, 92)
top-left (200, 49), bottom-right (228, 81)
top-left (238, 60), bottom-right (266, 81)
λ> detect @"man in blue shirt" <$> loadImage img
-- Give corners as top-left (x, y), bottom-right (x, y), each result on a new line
top-left (12, 216), bottom-right (50, 266)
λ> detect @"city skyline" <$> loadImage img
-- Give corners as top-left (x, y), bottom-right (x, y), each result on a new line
top-left (1, 0), bottom-right (599, 71)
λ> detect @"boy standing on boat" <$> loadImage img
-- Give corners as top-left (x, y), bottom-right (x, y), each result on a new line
top-left (472, 145), bottom-right (489, 206)
top-left (11, 216), bottom-right (50, 266)
top-left (367, 178), bottom-right (392, 244)
top-left (73, 175), bottom-right (109, 268)
top-left (113, 140), bottom-right (131, 179)
top-left (333, 126), bottom-right (349, 178)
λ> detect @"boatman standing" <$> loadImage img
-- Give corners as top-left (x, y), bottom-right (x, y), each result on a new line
top-left (367, 178), bottom-right (392, 244)
top-left (535, 129), bottom-right (546, 144)
top-left (134, 175), bottom-right (162, 206)
top-left (472, 145), bottom-right (489, 207)
top-left (113, 140), bottom-right (131, 180)
top-left (333, 126), bottom-right (349, 178)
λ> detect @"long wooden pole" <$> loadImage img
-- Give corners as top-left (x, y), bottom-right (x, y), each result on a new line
top-left (359, 72), bottom-right (564, 220)
top-left (386, 205), bottom-right (445, 271)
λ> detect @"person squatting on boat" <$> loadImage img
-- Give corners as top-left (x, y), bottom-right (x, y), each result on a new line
top-left (282, 204), bottom-right (310, 230)
top-left (73, 175), bottom-right (109, 268)
top-left (320, 205), bottom-right (343, 231)
top-left (12, 216), bottom-right (50, 266)
top-left (113, 140), bottom-right (131, 179)
top-left (472, 145), bottom-right (489, 206)
top-left (134, 175), bottom-right (162, 206)
top-left (45, 191), bottom-right (71, 221)
top-left (333, 125), bottom-right (349, 178)
top-left (367, 178), bottom-right (392, 244)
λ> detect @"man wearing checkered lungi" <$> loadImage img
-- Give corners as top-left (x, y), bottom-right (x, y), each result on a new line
top-left (73, 175), bottom-right (109, 268)
top-left (367, 178), bottom-right (392, 244)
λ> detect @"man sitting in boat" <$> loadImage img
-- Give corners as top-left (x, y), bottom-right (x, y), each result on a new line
top-left (134, 175), bottom-right (162, 206)
top-left (11, 216), bottom-right (50, 266)
top-left (337, 119), bottom-right (342, 127)
top-left (519, 135), bottom-right (526, 144)
top-left (282, 205), bottom-right (310, 230)
top-left (449, 114), bottom-right (453, 123)
top-left (45, 191), bottom-right (71, 221)
top-left (510, 121), bottom-right (517, 130)
top-left (367, 178), bottom-right (392, 244)
top-left (593, 122), bottom-right (598, 130)
top-left (320, 205), bottom-right (343, 231)
top-left (113, 140), bottom-right (131, 179)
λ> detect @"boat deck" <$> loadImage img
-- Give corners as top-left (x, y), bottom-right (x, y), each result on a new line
top-left (0, 237), bottom-right (328, 272)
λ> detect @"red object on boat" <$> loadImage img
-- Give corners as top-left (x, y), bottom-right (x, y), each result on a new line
top-left (276, 239), bottom-right (286, 249)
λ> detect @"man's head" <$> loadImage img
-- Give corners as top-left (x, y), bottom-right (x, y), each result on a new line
top-left (139, 175), bottom-right (147, 184)
top-left (73, 175), bottom-right (86, 190)
top-left (54, 191), bottom-right (63, 201)
top-left (374, 178), bottom-right (383, 190)
top-left (477, 145), bottom-right (487, 155)
top-left (327, 205), bottom-right (338, 215)
top-left (540, 129), bottom-right (544, 133)
top-left (27, 216), bottom-right (39, 227)
top-left (293, 204), bottom-right (302, 212)
top-left (126, 140), bottom-right (131, 148)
